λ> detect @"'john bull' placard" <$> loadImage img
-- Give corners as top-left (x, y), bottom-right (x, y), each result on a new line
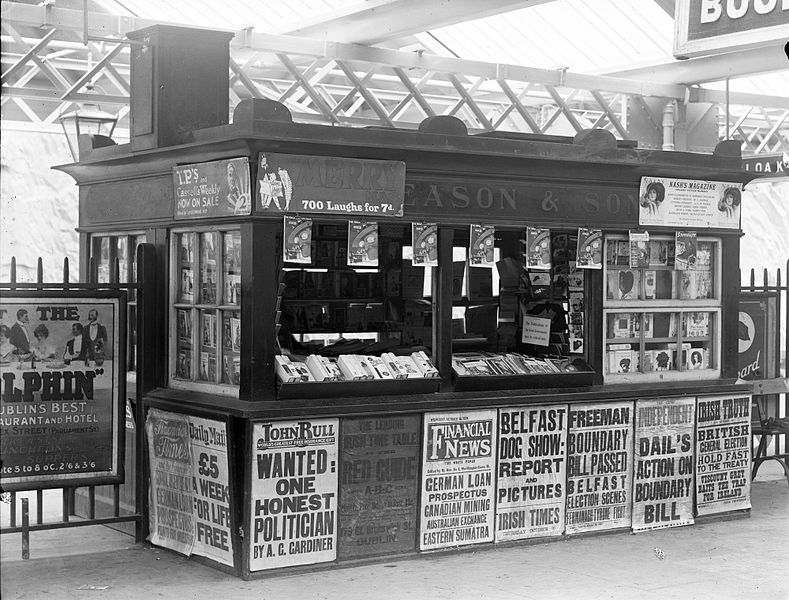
top-left (249, 418), bottom-right (339, 570)
top-left (420, 409), bottom-right (497, 550)
top-left (1, 294), bottom-right (123, 489)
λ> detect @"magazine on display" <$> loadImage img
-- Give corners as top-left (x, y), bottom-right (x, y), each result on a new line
top-left (628, 231), bottom-right (650, 268)
top-left (348, 220), bottom-right (379, 267)
top-left (283, 216), bottom-right (313, 264)
top-left (675, 231), bottom-right (697, 271)
top-left (412, 222), bottom-right (438, 267)
top-left (469, 224), bottom-right (496, 268)
top-left (523, 227), bottom-right (552, 270)
top-left (576, 228), bottom-right (602, 269)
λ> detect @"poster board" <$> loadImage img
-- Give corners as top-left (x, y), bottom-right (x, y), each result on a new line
top-left (173, 157), bottom-right (252, 219)
top-left (338, 415), bottom-right (420, 559)
top-left (637, 177), bottom-right (742, 229)
top-left (496, 406), bottom-right (568, 541)
top-left (565, 401), bottom-right (634, 534)
top-left (145, 409), bottom-right (235, 567)
top-left (632, 397), bottom-right (696, 532)
top-left (696, 395), bottom-right (751, 516)
top-left (420, 409), bottom-right (497, 550)
top-left (1, 292), bottom-right (125, 490)
top-left (248, 418), bottom-right (339, 571)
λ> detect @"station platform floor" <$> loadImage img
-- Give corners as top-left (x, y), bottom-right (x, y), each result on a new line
top-left (2, 464), bottom-right (787, 600)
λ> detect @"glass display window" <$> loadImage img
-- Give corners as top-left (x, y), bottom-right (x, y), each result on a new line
top-left (89, 232), bottom-right (146, 372)
top-left (171, 228), bottom-right (240, 393)
top-left (603, 234), bottom-right (721, 383)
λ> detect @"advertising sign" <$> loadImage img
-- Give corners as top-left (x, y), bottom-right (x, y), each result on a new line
top-left (675, 0), bottom-right (789, 57)
top-left (420, 409), bottom-right (497, 550)
top-left (638, 177), bottom-right (742, 229)
top-left (174, 157), bottom-right (252, 220)
top-left (0, 293), bottom-right (124, 490)
top-left (496, 406), bottom-right (568, 541)
top-left (696, 395), bottom-right (751, 516)
top-left (565, 401), bottom-right (634, 534)
top-left (145, 409), bottom-right (234, 566)
top-left (742, 153), bottom-right (789, 178)
top-left (738, 292), bottom-right (778, 380)
top-left (249, 418), bottom-right (339, 571)
top-left (338, 415), bottom-right (420, 559)
top-left (632, 397), bottom-right (696, 532)
top-left (257, 153), bottom-right (406, 217)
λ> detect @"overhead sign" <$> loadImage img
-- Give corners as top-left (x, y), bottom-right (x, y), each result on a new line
top-left (256, 153), bottom-right (406, 217)
top-left (0, 293), bottom-right (124, 490)
top-left (742, 153), bottom-right (789, 178)
top-left (675, 0), bottom-right (789, 57)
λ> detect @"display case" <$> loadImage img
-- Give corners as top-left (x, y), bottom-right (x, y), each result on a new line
top-left (603, 234), bottom-right (721, 383)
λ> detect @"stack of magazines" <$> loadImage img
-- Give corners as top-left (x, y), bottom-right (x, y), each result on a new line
top-left (451, 352), bottom-right (583, 377)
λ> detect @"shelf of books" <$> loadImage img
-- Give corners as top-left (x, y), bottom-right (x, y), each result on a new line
top-left (603, 233), bottom-right (721, 383)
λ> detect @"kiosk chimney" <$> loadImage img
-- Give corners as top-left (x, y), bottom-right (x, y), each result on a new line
top-left (126, 25), bottom-right (234, 151)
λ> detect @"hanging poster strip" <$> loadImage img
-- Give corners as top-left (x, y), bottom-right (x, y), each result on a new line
top-left (420, 409), bottom-right (497, 551)
top-left (146, 408), bottom-right (195, 555)
top-left (412, 223), bottom-right (438, 267)
top-left (495, 406), bottom-right (568, 542)
top-left (565, 401), bottom-right (634, 534)
top-left (249, 418), bottom-right (339, 571)
top-left (347, 221), bottom-right (379, 267)
top-left (189, 416), bottom-right (234, 566)
top-left (696, 395), bottom-right (752, 516)
top-left (632, 397), bottom-right (696, 532)
top-left (338, 415), bottom-right (420, 559)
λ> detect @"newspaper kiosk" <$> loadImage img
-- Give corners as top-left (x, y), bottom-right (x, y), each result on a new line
top-left (58, 25), bottom-right (756, 577)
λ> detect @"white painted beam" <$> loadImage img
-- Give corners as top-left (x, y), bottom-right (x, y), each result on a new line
top-left (279, 0), bottom-right (555, 44)
top-left (603, 46), bottom-right (788, 84)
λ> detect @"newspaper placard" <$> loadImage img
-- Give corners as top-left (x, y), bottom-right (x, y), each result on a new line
top-left (1, 294), bottom-right (123, 489)
top-left (189, 416), bottom-right (234, 566)
top-left (696, 395), bottom-right (751, 516)
top-left (420, 410), bottom-right (497, 550)
top-left (249, 418), bottom-right (339, 570)
top-left (146, 409), bottom-right (194, 555)
top-left (496, 406), bottom-right (568, 541)
top-left (632, 397), bottom-right (696, 532)
top-left (638, 177), bottom-right (742, 229)
top-left (145, 410), bottom-right (234, 566)
top-left (339, 415), bottom-right (420, 559)
top-left (566, 401), bottom-right (634, 534)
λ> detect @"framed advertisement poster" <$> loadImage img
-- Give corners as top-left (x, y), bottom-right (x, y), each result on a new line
top-left (0, 291), bottom-right (126, 490)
